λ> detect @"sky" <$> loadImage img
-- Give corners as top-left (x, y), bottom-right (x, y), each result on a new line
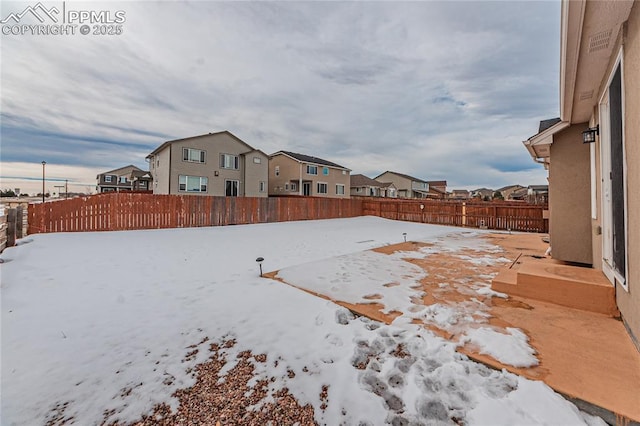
top-left (0, 0), bottom-right (560, 195)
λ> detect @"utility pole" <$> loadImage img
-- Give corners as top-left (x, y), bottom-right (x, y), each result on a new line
top-left (41, 161), bottom-right (46, 203)
top-left (65, 180), bottom-right (68, 199)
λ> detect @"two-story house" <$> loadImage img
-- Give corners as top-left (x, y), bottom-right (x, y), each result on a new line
top-left (146, 131), bottom-right (268, 197)
top-left (374, 171), bottom-right (437, 199)
top-left (268, 151), bottom-right (350, 198)
top-left (350, 174), bottom-right (397, 198)
top-left (97, 165), bottom-right (147, 193)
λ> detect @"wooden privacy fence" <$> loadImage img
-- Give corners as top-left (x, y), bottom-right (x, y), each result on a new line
top-left (362, 199), bottom-right (548, 233)
top-left (27, 193), bottom-right (548, 234)
top-left (27, 193), bottom-right (363, 234)
top-left (1, 206), bottom-right (26, 252)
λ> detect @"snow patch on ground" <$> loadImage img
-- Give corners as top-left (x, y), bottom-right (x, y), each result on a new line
top-left (0, 217), bottom-right (597, 424)
top-left (462, 327), bottom-right (539, 368)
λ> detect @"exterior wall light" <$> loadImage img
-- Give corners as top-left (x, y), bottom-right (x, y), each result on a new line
top-left (402, 232), bottom-right (407, 242)
top-left (582, 125), bottom-right (599, 143)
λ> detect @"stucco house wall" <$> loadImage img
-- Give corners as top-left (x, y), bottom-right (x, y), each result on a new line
top-left (268, 153), bottom-right (350, 198)
top-left (548, 124), bottom-right (592, 264)
top-left (148, 132), bottom-right (268, 197)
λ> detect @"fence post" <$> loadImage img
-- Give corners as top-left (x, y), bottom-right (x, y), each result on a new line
top-left (15, 206), bottom-right (23, 239)
top-left (462, 202), bottom-right (466, 226)
top-left (7, 208), bottom-right (16, 248)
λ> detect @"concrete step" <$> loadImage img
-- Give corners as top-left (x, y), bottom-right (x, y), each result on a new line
top-left (491, 262), bottom-right (618, 317)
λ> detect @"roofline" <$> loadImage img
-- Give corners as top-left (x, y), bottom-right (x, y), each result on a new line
top-left (374, 171), bottom-right (427, 183)
top-left (523, 120), bottom-right (570, 161)
top-left (559, 0), bottom-right (586, 123)
top-left (146, 131), bottom-right (256, 158)
top-left (269, 151), bottom-right (351, 171)
top-left (101, 164), bottom-right (142, 175)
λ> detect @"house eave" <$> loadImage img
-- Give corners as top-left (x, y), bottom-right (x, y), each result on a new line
top-left (523, 120), bottom-right (570, 162)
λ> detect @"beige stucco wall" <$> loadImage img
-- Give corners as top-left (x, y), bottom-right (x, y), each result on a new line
top-left (150, 133), bottom-right (268, 197)
top-left (616, 1), bottom-right (640, 346)
top-left (376, 172), bottom-right (412, 198)
top-left (243, 150), bottom-right (269, 198)
top-left (549, 123), bottom-right (593, 264)
top-left (150, 148), bottom-right (171, 194)
top-left (268, 154), bottom-right (350, 198)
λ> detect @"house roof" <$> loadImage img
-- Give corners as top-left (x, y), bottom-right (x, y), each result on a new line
top-left (429, 186), bottom-right (446, 194)
top-left (101, 165), bottom-right (143, 176)
top-left (375, 171), bottom-right (427, 183)
top-left (146, 131), bottom-right (261, 158)
top-left (496, 184), bottom-right (524, 192)
top-left (538, 118), bottom-right (562, 133)
top-left (271, 151), bottom-right (349, 170)
top-left (350, 174), bottom-right (383, 187)
top-left (528, 185), bottom-right (549, 191)
top-left (452, 189), bottom-right (469, 194)
top-left (426, 180), bottom-right (447, 187)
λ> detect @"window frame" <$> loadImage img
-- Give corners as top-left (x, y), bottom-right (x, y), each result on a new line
top-left (183, 147), bottom-right (206, 163)
top-left (322, 167), bottom-right (329, 176)
top-left (259, 181), bottom-right (266, 192)
top-left (220, 153), bottom-right (240, 170)
top-left (307, 165), bottom-right (318, 175)
top-left (179, 175), bottom-right (208, 193)
top-left (336, 184), bottom-right (345, 195)
top-left (317, 182), bottom-right (328, 194)
top-left (104, 175), bottom-right (112, 183)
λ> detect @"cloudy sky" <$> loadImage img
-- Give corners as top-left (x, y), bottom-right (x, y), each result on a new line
top-left (1, 0), bottom-right (559, 195)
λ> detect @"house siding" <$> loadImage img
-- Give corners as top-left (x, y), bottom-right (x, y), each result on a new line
top-left (149, 133), bottom-right (268, 197)
top-left (616, 1), bottom-right (640, 345)
top-left (268, 154), bottom-right (350, 198)
top-left (375, 172), bottom-right (413, 198)
top-left (244, 150), bottom-right (269, 197)
top-left (548, 124), bottom-right (592, 264)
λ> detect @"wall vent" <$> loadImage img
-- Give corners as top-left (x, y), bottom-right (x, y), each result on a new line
top-left (588, 30), bottom-right (612, 53)
top-left (579, 90), bottom-right (594, 100)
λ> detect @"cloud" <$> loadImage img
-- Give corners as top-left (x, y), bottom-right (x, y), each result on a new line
top-left (0, 0), bottom-right (559, 193)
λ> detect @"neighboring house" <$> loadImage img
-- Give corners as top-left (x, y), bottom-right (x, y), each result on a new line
top-left (449, 189), bottom-right (470, 200)
top-left (146, 131), bottom-right (268, 197)
top-left (374, 171), bottom-right (431, 199)
top-left (129, 169), bottom-right (153, 192)
top-left (427, 180), bottom-right (447, 194)
top-left (471, 188), bottom-right (494, 200)
top-left (97, 165), bottom-right (146, 193)
top-left (350, 174), bottom-right (397, 197)
top-left (268, 151), bottom-right (350, 198)
top-left (497, 184), bottom-right (526, 200)
top-left (523, 0), bottom-right (640, 349)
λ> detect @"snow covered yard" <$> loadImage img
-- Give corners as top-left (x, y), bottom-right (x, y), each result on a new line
top-left (1, 217), bottom-right (604, 425)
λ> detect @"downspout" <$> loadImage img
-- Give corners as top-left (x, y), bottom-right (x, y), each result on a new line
top-left (299, 163), bottom-right (303, 195)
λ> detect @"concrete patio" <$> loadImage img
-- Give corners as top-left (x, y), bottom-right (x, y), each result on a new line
top-left (269, 232), bottom-right (640, 425)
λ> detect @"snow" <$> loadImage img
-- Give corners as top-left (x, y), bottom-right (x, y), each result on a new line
top-left (1, 216), bottom-right (601, 425)
top-left (462, 327), bottom-right (539, 368)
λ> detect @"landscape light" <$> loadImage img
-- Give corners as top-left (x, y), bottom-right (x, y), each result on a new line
top-left (256, 257), bottom-right (264, 277)
top-left (403, 232), bottom-right (407, 242)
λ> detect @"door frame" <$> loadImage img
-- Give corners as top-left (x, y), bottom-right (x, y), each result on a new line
top-left (598, 47), bottom-right (629, 290)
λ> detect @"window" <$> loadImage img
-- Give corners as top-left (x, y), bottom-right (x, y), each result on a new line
top-left (342, 170), bottom-right (347, 175)
top-left (285, 183), bottom-right (290, 191)
top-left (317, 182), bottom-right (328, 194)
top-left (179, 175), bottom-right (208, 192)
top-left (356, 188), bottom-right (361, 193)
top-left (156, 160), bottom-right (159, 167)
top-left (336, 184), bottom-right (345, 195)
top-left (225, 179), bottom-right (239, 196)
top-left (323, 167), bottom-right (329, 176)
top-left (291, 182), bottom-right (297, 191)
top-left (253, 157), bottom-right (262, 164)
top-left (275, 166), bottom-right (280, 176)
top-left (220, 154), bottom-right (239, 170)
top-left (307, 165), bottom-right (318, 175)
top-left (259, 181), bottom-right (266, 192)
top-left (105, 175), bottom-right (112, 183)
top-left (183, 148), bottom-right (206, 163)
top-left (139, 181), bottom-right (146, 187)
top-left (119, 176), bottom-right (127, 183)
